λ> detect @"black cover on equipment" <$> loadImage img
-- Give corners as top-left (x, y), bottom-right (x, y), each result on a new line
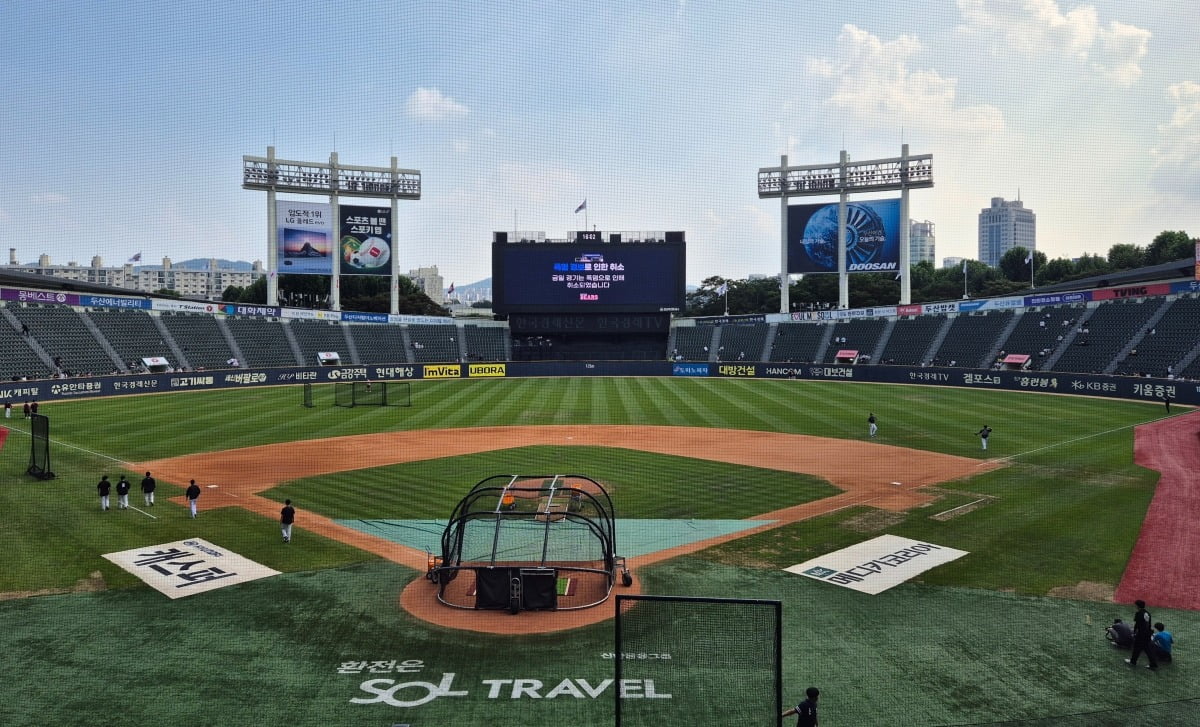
top-left (474, 568), bottom-right (512, 610)
top-left (520, 568), bottom-right (558, 611)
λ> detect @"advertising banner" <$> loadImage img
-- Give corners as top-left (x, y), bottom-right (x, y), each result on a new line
top-left (787, 199), bottom-right (901, 274)
top-left (276, 201), bottom-right (333, 275)
top-left (339, 205), bottom-right (392, 276)
top-left (785, 534), bottom-right (968, 595)
top-left (103, 538), bottom-right (279, 599)
top-left (1091, 283), bottom-right (1171, 301)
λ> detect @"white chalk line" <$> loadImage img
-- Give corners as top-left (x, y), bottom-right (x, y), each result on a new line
top-left (982, 411), bottom-right (1180, 466)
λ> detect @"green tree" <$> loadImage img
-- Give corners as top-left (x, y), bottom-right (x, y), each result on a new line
top-left (221, 285), bottom-right (243, 302)
top-left (1145, 230), bottom-right (1193, 265)
top-left (1107, 243), bottom-right (1144, 270)
top-left (999, 247), bottom-right (1045, 283)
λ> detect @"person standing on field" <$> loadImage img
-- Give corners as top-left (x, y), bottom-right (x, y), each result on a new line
top-left (977, 425), bottom-right (992, 451)
top-left (97, 475), bottom-right (112, 511)
top-left (1125, 599), bottom-right (1159, 670)
top-left (141, 471), bottom-right (156, 506)
top-left (782, 686), bottom-right (820, 726)
top-left (868, 413), bottom-right (878, 438)
top-left (280, 499), bottom-right (296, 543)
top-left (185, 479), bottom-right (201, 518)
top-left (116, 476), bottom-right (131, 510)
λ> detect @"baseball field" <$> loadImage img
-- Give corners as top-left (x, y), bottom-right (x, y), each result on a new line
top-left (1, 376), bottom-right (1197, 726)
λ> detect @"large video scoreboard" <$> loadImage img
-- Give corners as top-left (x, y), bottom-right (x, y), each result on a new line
top-left (492, 232), bottom-right (686, 314)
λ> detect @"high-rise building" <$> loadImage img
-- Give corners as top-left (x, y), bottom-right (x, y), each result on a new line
top-left (407, 265), bottom-right (446, 303)
top-left (978, 197), bottom-right (1035, 267)
top-left (909, 220), bottom-right (936, 265)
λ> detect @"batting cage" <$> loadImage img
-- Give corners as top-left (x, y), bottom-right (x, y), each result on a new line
top-left (614, 595), bottom-right (782, 727)
top-left (333, 380), bottom-right (411, 407)
top-left (433, 474), bottom-right (631, 614)
top-left (27, 413), bottom-right (55, 480)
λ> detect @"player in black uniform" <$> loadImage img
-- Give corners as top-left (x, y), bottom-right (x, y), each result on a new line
top-left (185, 479), bottom-right (201, 518)
top-left (1125, 599), bottom-right (1158, 670)
top-left (280, 500), bottom-right (296, 543)
top-left (782, 687), bottom-right (819, 726)
top-left (97, 475), bottom-right (112, 511)
top-left (977, 425), bottom-right (992, 451)
top-left (141, 471), bottom-right (156, 506)
top-left (116, 476), bottom-right (131, 510)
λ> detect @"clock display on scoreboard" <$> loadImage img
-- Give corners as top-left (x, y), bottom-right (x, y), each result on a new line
top-left (492, 240), bottom-right (686, 314)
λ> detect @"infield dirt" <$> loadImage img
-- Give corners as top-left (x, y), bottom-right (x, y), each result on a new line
top-left (136, 425), bottom-right (998, 634)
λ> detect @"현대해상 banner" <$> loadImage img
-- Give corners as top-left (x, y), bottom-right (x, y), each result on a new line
top-left (784, 534), bottom-right (968, 595)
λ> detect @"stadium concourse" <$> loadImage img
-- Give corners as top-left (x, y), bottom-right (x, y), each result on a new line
top-left (134, 425), bottom-right (991, 634)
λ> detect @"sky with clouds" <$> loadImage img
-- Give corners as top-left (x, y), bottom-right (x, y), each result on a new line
top-left (0, 0), bottom-right (1196, 287)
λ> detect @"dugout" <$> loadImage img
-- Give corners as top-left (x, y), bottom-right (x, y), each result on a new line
top-left (433, 474), bottom-right (631, 614)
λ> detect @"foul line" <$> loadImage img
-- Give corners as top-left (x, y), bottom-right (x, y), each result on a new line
top-left (128, 505), bottom-right (158, 520)
top-left (985, 413), bottom-right (1176, 465)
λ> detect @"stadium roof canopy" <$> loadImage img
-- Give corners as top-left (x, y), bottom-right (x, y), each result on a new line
top-left (1027, 256), bottom-right (1196, 295)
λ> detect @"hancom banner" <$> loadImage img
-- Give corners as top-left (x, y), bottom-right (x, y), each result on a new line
top-left (787, 198), bottom-right (900, 274)
top-left (339, 205), bottom-right (392, 276)
top-left (277, 201), bottom-right (333, 275)
top-left (785, 534), bottom-right (968, 595)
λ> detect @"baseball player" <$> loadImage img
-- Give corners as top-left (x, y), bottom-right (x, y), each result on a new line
top-left (141, 471), bottom-right (156, 506)
top-left (977, 425), bottom-right (992, 451)
top-left (185, 479), bottom-right (201, 518)
top-left (280, 499), bottom-right (296, 543)
top-left (116, 476), bottom-right (131, 510)
top-left (868, 413), bottom-right (878, 438)
top-left (97, 475), bottom-right (112, 511)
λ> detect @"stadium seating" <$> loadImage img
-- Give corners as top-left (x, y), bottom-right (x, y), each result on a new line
top-left (462, 324), bottom-right (508, 362)
top-left (1112, 295), bottom-right (1200, 377)
top-left (1050, 299), bottom-right (1164, 375)
top-left (347, 324), bottom-right (410, 365)
top-left (224, 317), bottom-right (302, 368)
top-left (87, 309), bottom-right (176, 371)
top-left (715, 324), bottom-right (769, 362)
top-left (768, 322), bottom-right (826, 363)
top-left (670, 326), bottom-right (714, 361)
top-left (931, 311), bottom-right (1014, 369)
top-left (289, 319), bottom-right (353, 367)
top-left (8, 304), bottom-right (120, 375)
top-left (0, 306), bottom-right (53, 379)
top-left (994, 305), bottom-right (1084, 371)
top-left (160, 312), bottom-right (237, 370)
top-left (825, 318), bottom-right (887, 363)
top-left (407, 324), bottom-right (461, 363)
top-left (877, 315), bottom-right (946, 366)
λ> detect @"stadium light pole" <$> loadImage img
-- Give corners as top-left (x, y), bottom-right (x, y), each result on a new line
top-left (759, 145), bottom-right (933, 312)
top-left (243, 147), bottom-right (420, 312)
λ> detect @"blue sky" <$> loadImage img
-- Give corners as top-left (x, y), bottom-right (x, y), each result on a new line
top-left (1, 1), bottom-right (1197, 287)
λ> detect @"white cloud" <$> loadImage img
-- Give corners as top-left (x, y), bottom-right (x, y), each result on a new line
top-left (956, 0), bottom-right (1149, 87)
top-left (28, 192), bottom-right (69, 205)
top-left (808, 24), bottom-right (1004, 136)
top-left (406, 87), bottom-right (469, 121)
top-left (1150, 80), bottom-right (1200, 197)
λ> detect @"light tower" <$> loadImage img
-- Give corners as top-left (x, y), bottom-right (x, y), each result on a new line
top-left (242, 147), bottom-right (421, 312)
top-left (758, 145), bottom-right (933, 312)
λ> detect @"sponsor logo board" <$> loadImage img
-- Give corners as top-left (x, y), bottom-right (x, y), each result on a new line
top-left (785, 534), bottom-right (967, 595)
top-left (103, 538), bottom-right (279, 599)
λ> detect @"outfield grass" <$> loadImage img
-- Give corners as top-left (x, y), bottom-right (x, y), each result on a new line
top-left (0, 378), bottom-right (1193, 726)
